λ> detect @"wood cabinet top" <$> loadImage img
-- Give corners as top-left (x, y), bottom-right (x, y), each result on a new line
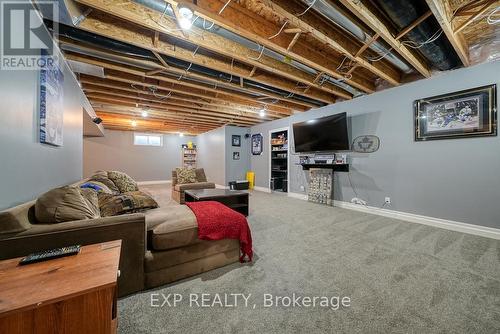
top-left (0, 240), bottom-right (121, 316)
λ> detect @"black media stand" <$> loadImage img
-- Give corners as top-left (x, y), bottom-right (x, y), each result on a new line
top-left (300, 163), bottom-right (349, 172)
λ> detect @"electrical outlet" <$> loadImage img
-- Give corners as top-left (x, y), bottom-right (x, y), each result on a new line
top-left (385, 197), bottom-right (391, 204)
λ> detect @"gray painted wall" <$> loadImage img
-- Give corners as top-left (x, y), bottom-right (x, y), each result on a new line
top-left (225, 126), bottom-right (251, 183)
top-left (83, 130), bottom-right (197, 182)
top-left (250, 61), bottom-right (500, 228)
top-left (195, 127), bottom-right (226, 185)
top-left (0, 17), bottom-right (85, 209)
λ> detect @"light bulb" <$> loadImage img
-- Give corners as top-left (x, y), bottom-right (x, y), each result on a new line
top-left (131, 120), bottom-right (137, 127)
top-left (178, 6), bottom-right (193, 30)
top-left (259, 110), bottom-right (266, 117)
top-left (178, 17), bottom-right (192, 30)
top-left (141, 110), bottom-right (148, 118)
top-left (179, 132), bottom-right (184, 137)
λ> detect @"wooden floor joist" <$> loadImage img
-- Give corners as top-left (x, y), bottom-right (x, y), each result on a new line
top-left (80, 80), bottom-right (284, 118)
top-left (84, 88), bottom-right (277, 122)
top-left (251, 0), bottom-right (402, 85)
top-left (78, 74), bottom-right (295, 116)
top-left (424, 0), bottom-right (470, 66)
top-left (72, 0), bottom-right (348, 101)
top-left (82, 82), bottom-right (281, 119)
top-left (169, 0), bottom-right (374, 93)
top-left (337, 0), bottom-right (432, 77)
top-left (61, 37), bottom-right (315, 110)
top-left (65, 53), bottom-right (304, 115)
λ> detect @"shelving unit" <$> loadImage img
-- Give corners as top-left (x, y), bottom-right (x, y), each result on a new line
top-left (181, 145), bottom-right (197, 168)
top-left (270, 129), bottom-right (288, 192)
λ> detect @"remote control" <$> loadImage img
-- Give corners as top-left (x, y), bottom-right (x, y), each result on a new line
top-left (19, 245), bottom-right (81, 265)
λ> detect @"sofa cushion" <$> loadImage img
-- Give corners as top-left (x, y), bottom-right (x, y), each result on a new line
top-left (35, 186), bottom-right (100, 223)
top-left (108, 171), bottom-right (139, 193)
top-left (89, 173), bottom-right (120, 194)
top-left (195, 168), bottom-right (207, 182)
top-left (144, 239), bottom-right (239, 272)
top-left (0, 201), bottom-right (34, 234)
top-left (98, 191), bottom-right (158, 217)
top-left (174, 182), bottom-right (216, 192)
top-left (176, 167), bottom-right (197, 184)
top-left (145, 206), bottom-right (199, 250)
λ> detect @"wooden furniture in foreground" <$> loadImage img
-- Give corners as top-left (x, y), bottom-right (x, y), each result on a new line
top-left (184, 189), bottom-right (249, 216)
top-left (0, 240), bottom-right (122, 334)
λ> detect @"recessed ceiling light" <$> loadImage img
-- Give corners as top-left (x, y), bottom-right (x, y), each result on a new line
top-left (131, 120), bottom-right (137, 127)
top-left (141, 110), bottom-right (148, 118)
top-left (178, 6), bottom-right (194, 30)
top-left (179, 132), bottom-right (184, 137)
top-left (259, 109), bottom-right (266, 117)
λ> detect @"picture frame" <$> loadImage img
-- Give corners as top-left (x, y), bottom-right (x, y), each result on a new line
top-left (251, 133), bottom-right (263, 155)
top-left (232, 135), bottom-right (241, 147)
top-left (233, 152), bottom-right (240, 160)
top-left (39, 49), bottom-right (64, 146)
top-left (414, 84), bottom-right (497, 141)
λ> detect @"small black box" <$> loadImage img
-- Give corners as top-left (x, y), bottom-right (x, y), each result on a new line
top-left (228, 180), bottom-right (249, 190)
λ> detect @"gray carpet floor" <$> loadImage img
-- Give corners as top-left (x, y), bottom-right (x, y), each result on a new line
top-left (119, 185), bottom-right (500, 333)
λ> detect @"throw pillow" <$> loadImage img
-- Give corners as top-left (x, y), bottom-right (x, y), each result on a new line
top-left (108, 171), bottom-right (139, 193)
top-left (176, 167), bottom-right (197, 184)
top-left (35, 186), bottom-right (100, 223)
top-left (80, 181), bottom-right (113, 194)
top-left (89, 173), bottom-right (120, 194)
top-left (98, 191), bottom-right (159, 217)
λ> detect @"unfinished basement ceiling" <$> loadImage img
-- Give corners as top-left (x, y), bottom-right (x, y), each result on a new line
top-left (40, 0), bottom-right (499, 134)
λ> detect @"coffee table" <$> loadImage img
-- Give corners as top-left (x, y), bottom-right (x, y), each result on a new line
top-left (184, 189), bottom-right (249, 216)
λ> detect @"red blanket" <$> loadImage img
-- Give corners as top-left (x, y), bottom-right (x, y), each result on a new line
top-left (186, 201), bottom-right (253, 262)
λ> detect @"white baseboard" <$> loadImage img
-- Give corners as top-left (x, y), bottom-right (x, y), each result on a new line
top-left (137, 180), bottom-right (171, 185)
top-left (253, 186), bottom-right (271, 193)
top-left (268, 191), bottom-right (500, 240)
top-left (215, 184), bottom-right (229, 189)
top-left (288, 192), bottom-right (308, 200)
top-left (332, 200), bottom-right (500, 240)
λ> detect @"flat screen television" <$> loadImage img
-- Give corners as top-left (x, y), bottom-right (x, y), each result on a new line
top-left (293, 113), bottom-right (349, 152)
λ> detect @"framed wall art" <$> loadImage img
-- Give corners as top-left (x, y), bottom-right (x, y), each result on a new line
top-left (414, 84), bottom-right (496, 141)
top-left (251, 133), bottom-right (263, 155)
top-left (39, 49), bottom-right (64, 146)
top-left (232, 135), bottom-right (241, 147)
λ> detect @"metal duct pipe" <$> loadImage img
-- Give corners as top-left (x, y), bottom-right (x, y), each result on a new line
top-left (376, 0), bottom-right (460, 70)
top-left (299, 0), bottom-right (412, 73)
top-left (132, 0), bottom-right (364, 97)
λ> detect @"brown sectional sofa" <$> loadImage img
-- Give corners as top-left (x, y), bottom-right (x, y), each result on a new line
top-left (0, 181), bottom-right (240, 297)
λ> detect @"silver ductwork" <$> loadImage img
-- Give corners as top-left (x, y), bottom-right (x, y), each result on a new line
top-left (132, 0), bottom-right (364, 97)
top-left (301, 0), bottom-right (412, 73)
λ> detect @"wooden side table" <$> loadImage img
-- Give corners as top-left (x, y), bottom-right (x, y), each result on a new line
top-left (0, 240), bottom-right (122, 334)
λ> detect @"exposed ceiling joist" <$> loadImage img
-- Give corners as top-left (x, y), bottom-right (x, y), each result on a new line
top-left (78, 74), bottom-right (294, 116)
top-left (62, 16), bottom-right (318, 109)
top-left (252, 0), bottom-right (402, 85)
top-left (72, 0), bottom-right (348, 101)
top-left (424, 0), bottom-right (470, 66)
top-left (336, 0), bottom-right (432, 78)
top-left (61, 40), bottom-right (316, 110)
top-left (80, 79), bottom-right (284, 117)
top-left (170, 0), bottom-right (375, 93)
top-left (66, 53), bottom-right (303, 116)
top-left (84, 88), bottom-right (277, 122)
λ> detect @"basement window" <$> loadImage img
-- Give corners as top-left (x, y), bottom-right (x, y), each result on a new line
top-left (134, 133), bottom-right (163, 147)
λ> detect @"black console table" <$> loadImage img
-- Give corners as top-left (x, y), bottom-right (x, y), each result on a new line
top-left (300, 163), bottom-right (349, 172)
